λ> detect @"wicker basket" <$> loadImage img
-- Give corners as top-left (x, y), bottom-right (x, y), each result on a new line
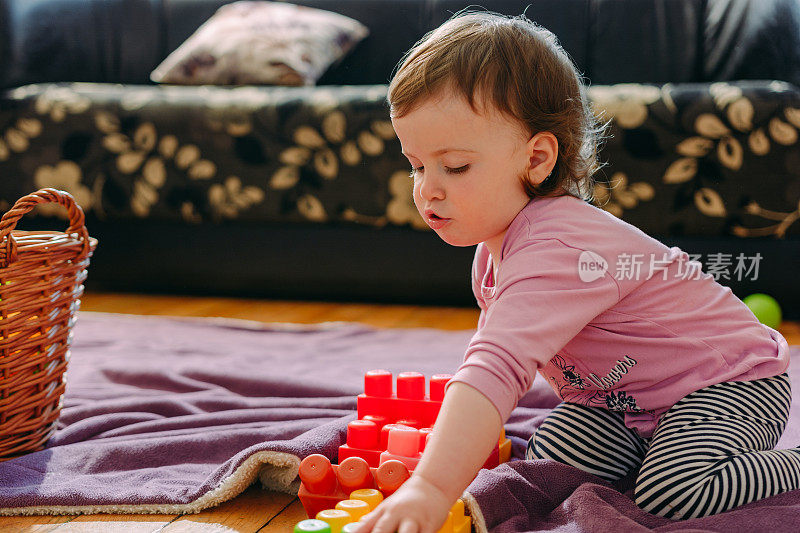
top-left (0, 188), bottom-right (98, 460)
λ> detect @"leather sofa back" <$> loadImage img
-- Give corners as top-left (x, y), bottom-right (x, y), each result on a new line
top-left (1, 0), bottom-right (799, 88)
top-left (0, 0), bottom-right (164, 87)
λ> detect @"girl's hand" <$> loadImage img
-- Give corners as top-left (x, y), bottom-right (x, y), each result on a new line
top-left (353, 474), bottom-right (453, 533)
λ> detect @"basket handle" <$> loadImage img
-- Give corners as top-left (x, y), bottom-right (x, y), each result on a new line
top-left (0, 188), bottom-right (92, 268)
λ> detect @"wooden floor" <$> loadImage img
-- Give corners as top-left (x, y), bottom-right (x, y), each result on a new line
top-left (2, 291), bottom-right (799, 533)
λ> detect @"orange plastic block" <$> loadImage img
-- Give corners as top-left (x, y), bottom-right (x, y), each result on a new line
top-left (499, 436), bottom-right (512, 464)
top-left (297, 454), bottom-right (410, 518)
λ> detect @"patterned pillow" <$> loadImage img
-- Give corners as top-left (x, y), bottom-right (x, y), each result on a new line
top-left (150, 1), bottom-right (369, 86)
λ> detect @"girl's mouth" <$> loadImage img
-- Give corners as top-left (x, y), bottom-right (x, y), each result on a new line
top-left (425, 211), bottom-right (451, 229)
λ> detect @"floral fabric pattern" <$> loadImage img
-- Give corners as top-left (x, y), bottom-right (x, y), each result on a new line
top-left (0, 80), bottom-right (798, 239)
top-left (588, 81), bottom-right (800, 238)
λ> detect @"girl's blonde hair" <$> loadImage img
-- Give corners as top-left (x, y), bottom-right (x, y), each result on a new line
top-left (388, 10), bottom-right (606, 200)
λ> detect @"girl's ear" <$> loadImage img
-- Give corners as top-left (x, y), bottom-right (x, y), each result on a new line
top-left (525, 132), bottom-right (559, 186)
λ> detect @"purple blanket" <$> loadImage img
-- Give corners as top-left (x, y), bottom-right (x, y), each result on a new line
top-left (0, 312), bottom-right (798, 533)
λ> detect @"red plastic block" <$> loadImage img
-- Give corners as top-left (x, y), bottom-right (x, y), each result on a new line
top-left (379, 426), bottom-right (423, 470)
top-left (337, 444), bottom-right (382, 467)
top-left (356, 370), bottom-right (453, 429)
top-left (339, 371), bottom-right (511, 473)
top-left (338, 420), bottom-right (410, 468)
top-left (298, 454), bottom-right (410, 518)
top-left (419, 427), bottom-right (433, 452)
top-left (362, 414), bottom-right (388, 428)
top-left (364, 369), bottom-right (392, 396)
top-left (346, 419), bottom-right (379, 449)
top-left (380, 423), bottom-right (415, 450)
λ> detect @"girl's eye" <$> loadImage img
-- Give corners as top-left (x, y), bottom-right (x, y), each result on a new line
top-left (409, 165), bottom-right (470, 177)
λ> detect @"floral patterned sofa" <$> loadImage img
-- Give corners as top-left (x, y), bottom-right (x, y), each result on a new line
top-left (1, 0), bottom-right (799, 315)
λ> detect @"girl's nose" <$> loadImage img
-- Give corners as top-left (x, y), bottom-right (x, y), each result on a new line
top-left (417, 171), bottom-right (445, 201)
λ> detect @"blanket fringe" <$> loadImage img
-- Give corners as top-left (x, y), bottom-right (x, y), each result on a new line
top-left (462, 491), bottom-right (489, 533)
top-left (0, 450), bottom-right (300, 516)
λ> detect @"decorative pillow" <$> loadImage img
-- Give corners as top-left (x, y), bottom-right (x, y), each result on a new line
top-left (150, 1), bottom-right (369, 86)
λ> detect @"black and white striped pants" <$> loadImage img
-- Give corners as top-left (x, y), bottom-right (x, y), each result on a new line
top-left (526, 372), bottom-right (800, 519)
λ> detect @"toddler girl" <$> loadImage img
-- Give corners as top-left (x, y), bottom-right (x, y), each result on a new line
top-left (356, 10), bottom-right (796, 532)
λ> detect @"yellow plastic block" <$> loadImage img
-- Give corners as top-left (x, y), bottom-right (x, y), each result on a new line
top-left (451, 498), bottom-right (471, 533)
top-left (436, 508), bottom-right (453, 533)
top-left (315, 509), bottom-right (352, 533)
top-left (336, 499), bottom-right (370, 521)
top-left (307, 497), bottom-right (471, 533)
top-left (435, 498), bottom-right (471, 533)
top-left (349, 488), bottom-right (383, 511)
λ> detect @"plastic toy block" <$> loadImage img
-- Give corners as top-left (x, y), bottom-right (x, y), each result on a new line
top-left (336, 499), bottom-right (371, 521)
top-left (341, 371), bottom-right (514, 472)
top-left (349, 488), bottom-right (383, 510)
top-left (435, 498), bottom-right (471, 533)
top-left (362, 414), bottom-right (389, 427)
top-left (316, 509), bottom-right (351, 532)
top-left (295, 519), bottom-right (331, 532)
top-left (295, 499), bottom-right (471, 533)
top-left (419, 427), bottom-right (433, 450)
top-left (379, 425), bottom-right (424, 470)
top-left (499, 436), bottom-right (512, 464)
top-left (479, 429), bottom-right (513, 470)
top-left (298, 454), bottom-right (410, 518)
top-left (375, 458), bottom-right (411, 495)
top-left (338, 420), bottom-right (414, 467)
top-left (356, 370), bottom-right (453, 429)
top-left (340, 419), bottom-right (430, 468)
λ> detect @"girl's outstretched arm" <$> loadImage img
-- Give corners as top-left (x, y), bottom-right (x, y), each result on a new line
top-left (354, 381), bottom-right (503, 533)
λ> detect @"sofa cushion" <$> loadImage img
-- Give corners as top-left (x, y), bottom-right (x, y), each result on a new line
top-left (162, 0), bottom-right (433, 87)
top-left (1, 81), bottom-right (798, 241)
top-left (150, 1), bottom-right (369, 86)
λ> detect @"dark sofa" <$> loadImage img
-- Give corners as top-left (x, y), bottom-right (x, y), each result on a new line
top-left (1, 0), bottom-right (799, 317)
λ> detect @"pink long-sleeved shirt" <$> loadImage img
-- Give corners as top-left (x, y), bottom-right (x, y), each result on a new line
top-left (448, 194), bottom-right (789, 438)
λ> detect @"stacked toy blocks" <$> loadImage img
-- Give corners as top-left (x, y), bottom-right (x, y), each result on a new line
top-left (296, 370), bottom-right (511, 531)
top-left (339, 370), bottom-right (512, 470)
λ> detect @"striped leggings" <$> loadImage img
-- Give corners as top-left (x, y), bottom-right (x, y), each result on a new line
top-left (526, 372), bottom-right (800, 519)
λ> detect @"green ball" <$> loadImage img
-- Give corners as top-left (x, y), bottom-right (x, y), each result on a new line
top-left (743, 293), bottom-right (782, 329)
top-left (295, 520), bottom-right (331, 533)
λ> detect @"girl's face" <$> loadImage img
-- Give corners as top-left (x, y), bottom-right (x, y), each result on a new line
top-left (391, 90), bottom-right (534, 257)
